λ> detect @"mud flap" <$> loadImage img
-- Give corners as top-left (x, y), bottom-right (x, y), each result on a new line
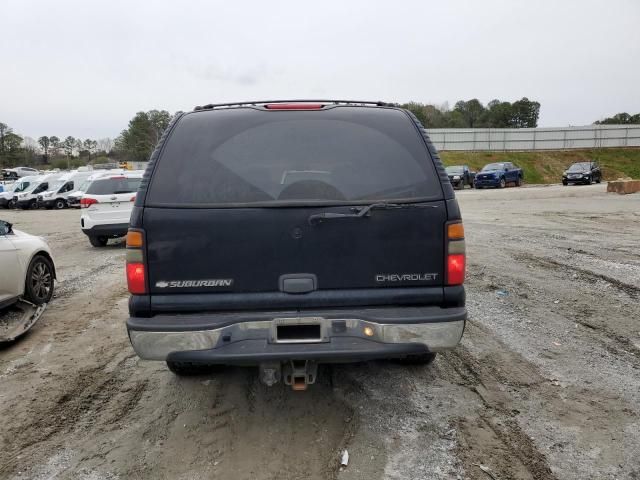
top-left (0, 300), bottom-right (47, 342)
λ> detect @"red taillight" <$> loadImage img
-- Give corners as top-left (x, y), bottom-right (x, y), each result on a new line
top-left (127, 262), bottom-right (146, 294)
top-left (126, 228), bottom-right (146, 294)
top-left (80, 197), bottom-right (97, 208)
top-left (130, 195), bottom-right (136, 202)
top-left (447, 254), bottom-right (466, 285)
top-left (447, 221), bottom-right (466, 285)
top-left (264, 103), bottom-right (324, 110)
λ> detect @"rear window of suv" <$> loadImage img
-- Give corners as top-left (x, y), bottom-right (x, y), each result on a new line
top-left (86, 177), bottom-right (141, 195)
top-left (146, 107), bottom-right (442, 206)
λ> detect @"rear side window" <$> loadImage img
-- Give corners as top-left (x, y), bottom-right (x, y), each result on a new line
top-left (86, 177), bottom-right (141, 195)
top-left (147, 107), bottom-right (442, 206)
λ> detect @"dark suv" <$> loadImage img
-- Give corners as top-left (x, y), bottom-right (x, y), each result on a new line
top-left (125, 100), bottom-right (466, 389)
top-left (562, 161), bottom-right (602, 185)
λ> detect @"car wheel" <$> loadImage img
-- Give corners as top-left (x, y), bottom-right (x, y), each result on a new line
top-left (596, 176), bottom-right (602, 184)
top-left (29, 200), bottom-right (38, 210)
top-left (7, 199), bottom-right (17, 209)
top-left (394, 352), bottom-right (437, 366)
top-left (89, 236), bottom-right (109, 247)
top-left (499, 178), bottom-right (506, 188)
top-left (166, 361), bottom-right (222, 376)
top-left (24, 255), bottom-right (55, 305)
top-left (516, 176), bottom-right (522, 187)
top-left (54, 199), bottom-right (66, 209)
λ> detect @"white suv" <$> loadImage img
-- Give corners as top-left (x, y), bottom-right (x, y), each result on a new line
top-left (80, 172), bottom-right (143, 247)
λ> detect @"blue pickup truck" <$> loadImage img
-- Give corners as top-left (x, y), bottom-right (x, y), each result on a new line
top-left (474, 162), bottom-right (523, 188)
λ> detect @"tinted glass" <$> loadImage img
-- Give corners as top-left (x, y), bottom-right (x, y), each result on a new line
top-left (147, 107), bottom-right (442, 206)
top-left (482, 163), bottom-right (505, 171)
top-left (568, 163), bottom-right (591, 172)
top-left (86, 177), bottom-right (141, 195)
top-left (14, 181), bottom-right (31, 192)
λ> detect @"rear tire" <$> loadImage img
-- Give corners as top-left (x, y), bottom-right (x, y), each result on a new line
top-left (54, 199), bottom-right (66, 209)
top-left (29, 200), bottom-right (38, 210)
top-left (166, 361), bottom-right (220, 376)
top-left (562, 180), bottom-right (568, 186)
top-left (7, 199), bottom-right (16, 209)
top-left (394, 352), bottom-right (437, 366)
top-left (499, 178), bottom-right (506, 188)
top-left (89, 236), bottom-right (108, 247)
top-left (516, 176), bottom-right (522, 187)
top-left (24, 255), bottom-right (55, 305)
top-left (596, 176), bottom-right (602, 184)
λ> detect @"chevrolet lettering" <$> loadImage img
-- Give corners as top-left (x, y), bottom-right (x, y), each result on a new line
top-left (376, 273), bottom-right (438, 282)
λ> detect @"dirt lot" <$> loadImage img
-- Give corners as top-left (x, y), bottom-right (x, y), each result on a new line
top-left (1, 184), bottom-right (639, 480)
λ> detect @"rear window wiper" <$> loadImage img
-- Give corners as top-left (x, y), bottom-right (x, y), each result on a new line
top-left (308, 202), bottom-right (437, 225)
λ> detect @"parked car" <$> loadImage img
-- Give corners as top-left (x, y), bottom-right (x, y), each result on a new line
top-left (0, 219), bottom-right (55, 341)
top-left (445, 165), bottom-right (475, 190)
top-left (67, 170), bottom-right (127, 208)
top-left (2, 169), bottom-right (19, 181)
top-left (562, 161), bottom-right (602, 185)
top-left (14, 173), bottom-right (62, 210)
top-left (80, 171), bottom-right (143, 246)
top-left (474, 162), bottom-right (523, 188)
top-left (1, 175), bottom-right (41, 209)
top-left (2, 167), bottom-right (39, 180)
top-left (125, 100), bottom-right (466, 389)
top-left (38, 170), bottom-right (95, 209)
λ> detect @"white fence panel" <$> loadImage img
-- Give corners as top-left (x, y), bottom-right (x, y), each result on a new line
top-left (425, 125), bottom-right (640, 151)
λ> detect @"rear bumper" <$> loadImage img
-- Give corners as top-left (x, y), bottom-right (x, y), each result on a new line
top-left (127, 306), bottom-right (466, 364)
top-left (81, 223), bottom-right (128, 238)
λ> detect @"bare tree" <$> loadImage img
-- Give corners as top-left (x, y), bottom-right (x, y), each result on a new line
top-left (38, 136), bottom-right (50, 163)
top-left (49, 136), bottom-right (61, 157)
top-left (97, 137), bottom-right (113, 153)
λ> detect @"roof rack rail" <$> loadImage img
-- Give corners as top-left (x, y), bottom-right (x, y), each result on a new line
top-left (193, 100), bottom-right (391, 111)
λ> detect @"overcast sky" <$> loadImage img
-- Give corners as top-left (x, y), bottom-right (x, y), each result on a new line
top-left (2, 0), bottom-right (639, 139)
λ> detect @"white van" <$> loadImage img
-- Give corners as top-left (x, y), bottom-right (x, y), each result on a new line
top-left (14, 173), bottom-right (63, 210)
top-left (1, 176), bottom-right (40, 208)
top-left (38, 170), bottom-right (95, 209)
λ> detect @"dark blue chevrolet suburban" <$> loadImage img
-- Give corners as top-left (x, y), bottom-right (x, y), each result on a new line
top-left (125, 100), bottom-right (466, 389)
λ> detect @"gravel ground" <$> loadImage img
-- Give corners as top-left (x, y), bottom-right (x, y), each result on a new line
top-left (0, 183), bottom-right (638, 480)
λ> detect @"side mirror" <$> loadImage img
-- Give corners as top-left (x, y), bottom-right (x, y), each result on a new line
top-left (504, 167), bottom-right (509, 171)
top-left (0, 221), bottom-right (12, 235)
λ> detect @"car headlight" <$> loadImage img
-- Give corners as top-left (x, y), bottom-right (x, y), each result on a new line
top-left (453, 175), bottom-right (460, 180)
top-left (44, 192), bottom-right (53, 197)
top-left (18, 193), bottom-right (27, 198)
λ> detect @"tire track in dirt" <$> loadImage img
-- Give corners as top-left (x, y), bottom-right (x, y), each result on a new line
top-left (0, 349), bottom-right (142, 477)
top-left (441, 340), bottom-right (557, 480)
top-left (512, 252), bottom-right (640, 362)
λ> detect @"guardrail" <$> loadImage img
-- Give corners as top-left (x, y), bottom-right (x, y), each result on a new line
top-left (425, 125), bottom-right (640, 151)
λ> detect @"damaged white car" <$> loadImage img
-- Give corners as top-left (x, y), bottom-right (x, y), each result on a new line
top-left (0, 220), bottom-right (55, 341)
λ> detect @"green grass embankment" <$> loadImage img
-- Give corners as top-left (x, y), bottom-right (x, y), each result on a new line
top-left (440, 148), bottom-right (640, 184)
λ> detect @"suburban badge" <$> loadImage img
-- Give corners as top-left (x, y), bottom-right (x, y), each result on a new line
top-left (155, 279), bottom-right (233, 288)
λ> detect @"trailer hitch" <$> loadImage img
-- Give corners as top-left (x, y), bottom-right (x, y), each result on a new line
top-left (283, 360), bottom-right (318, 391)
top-left (258, 360), bottom-right (318, 390)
